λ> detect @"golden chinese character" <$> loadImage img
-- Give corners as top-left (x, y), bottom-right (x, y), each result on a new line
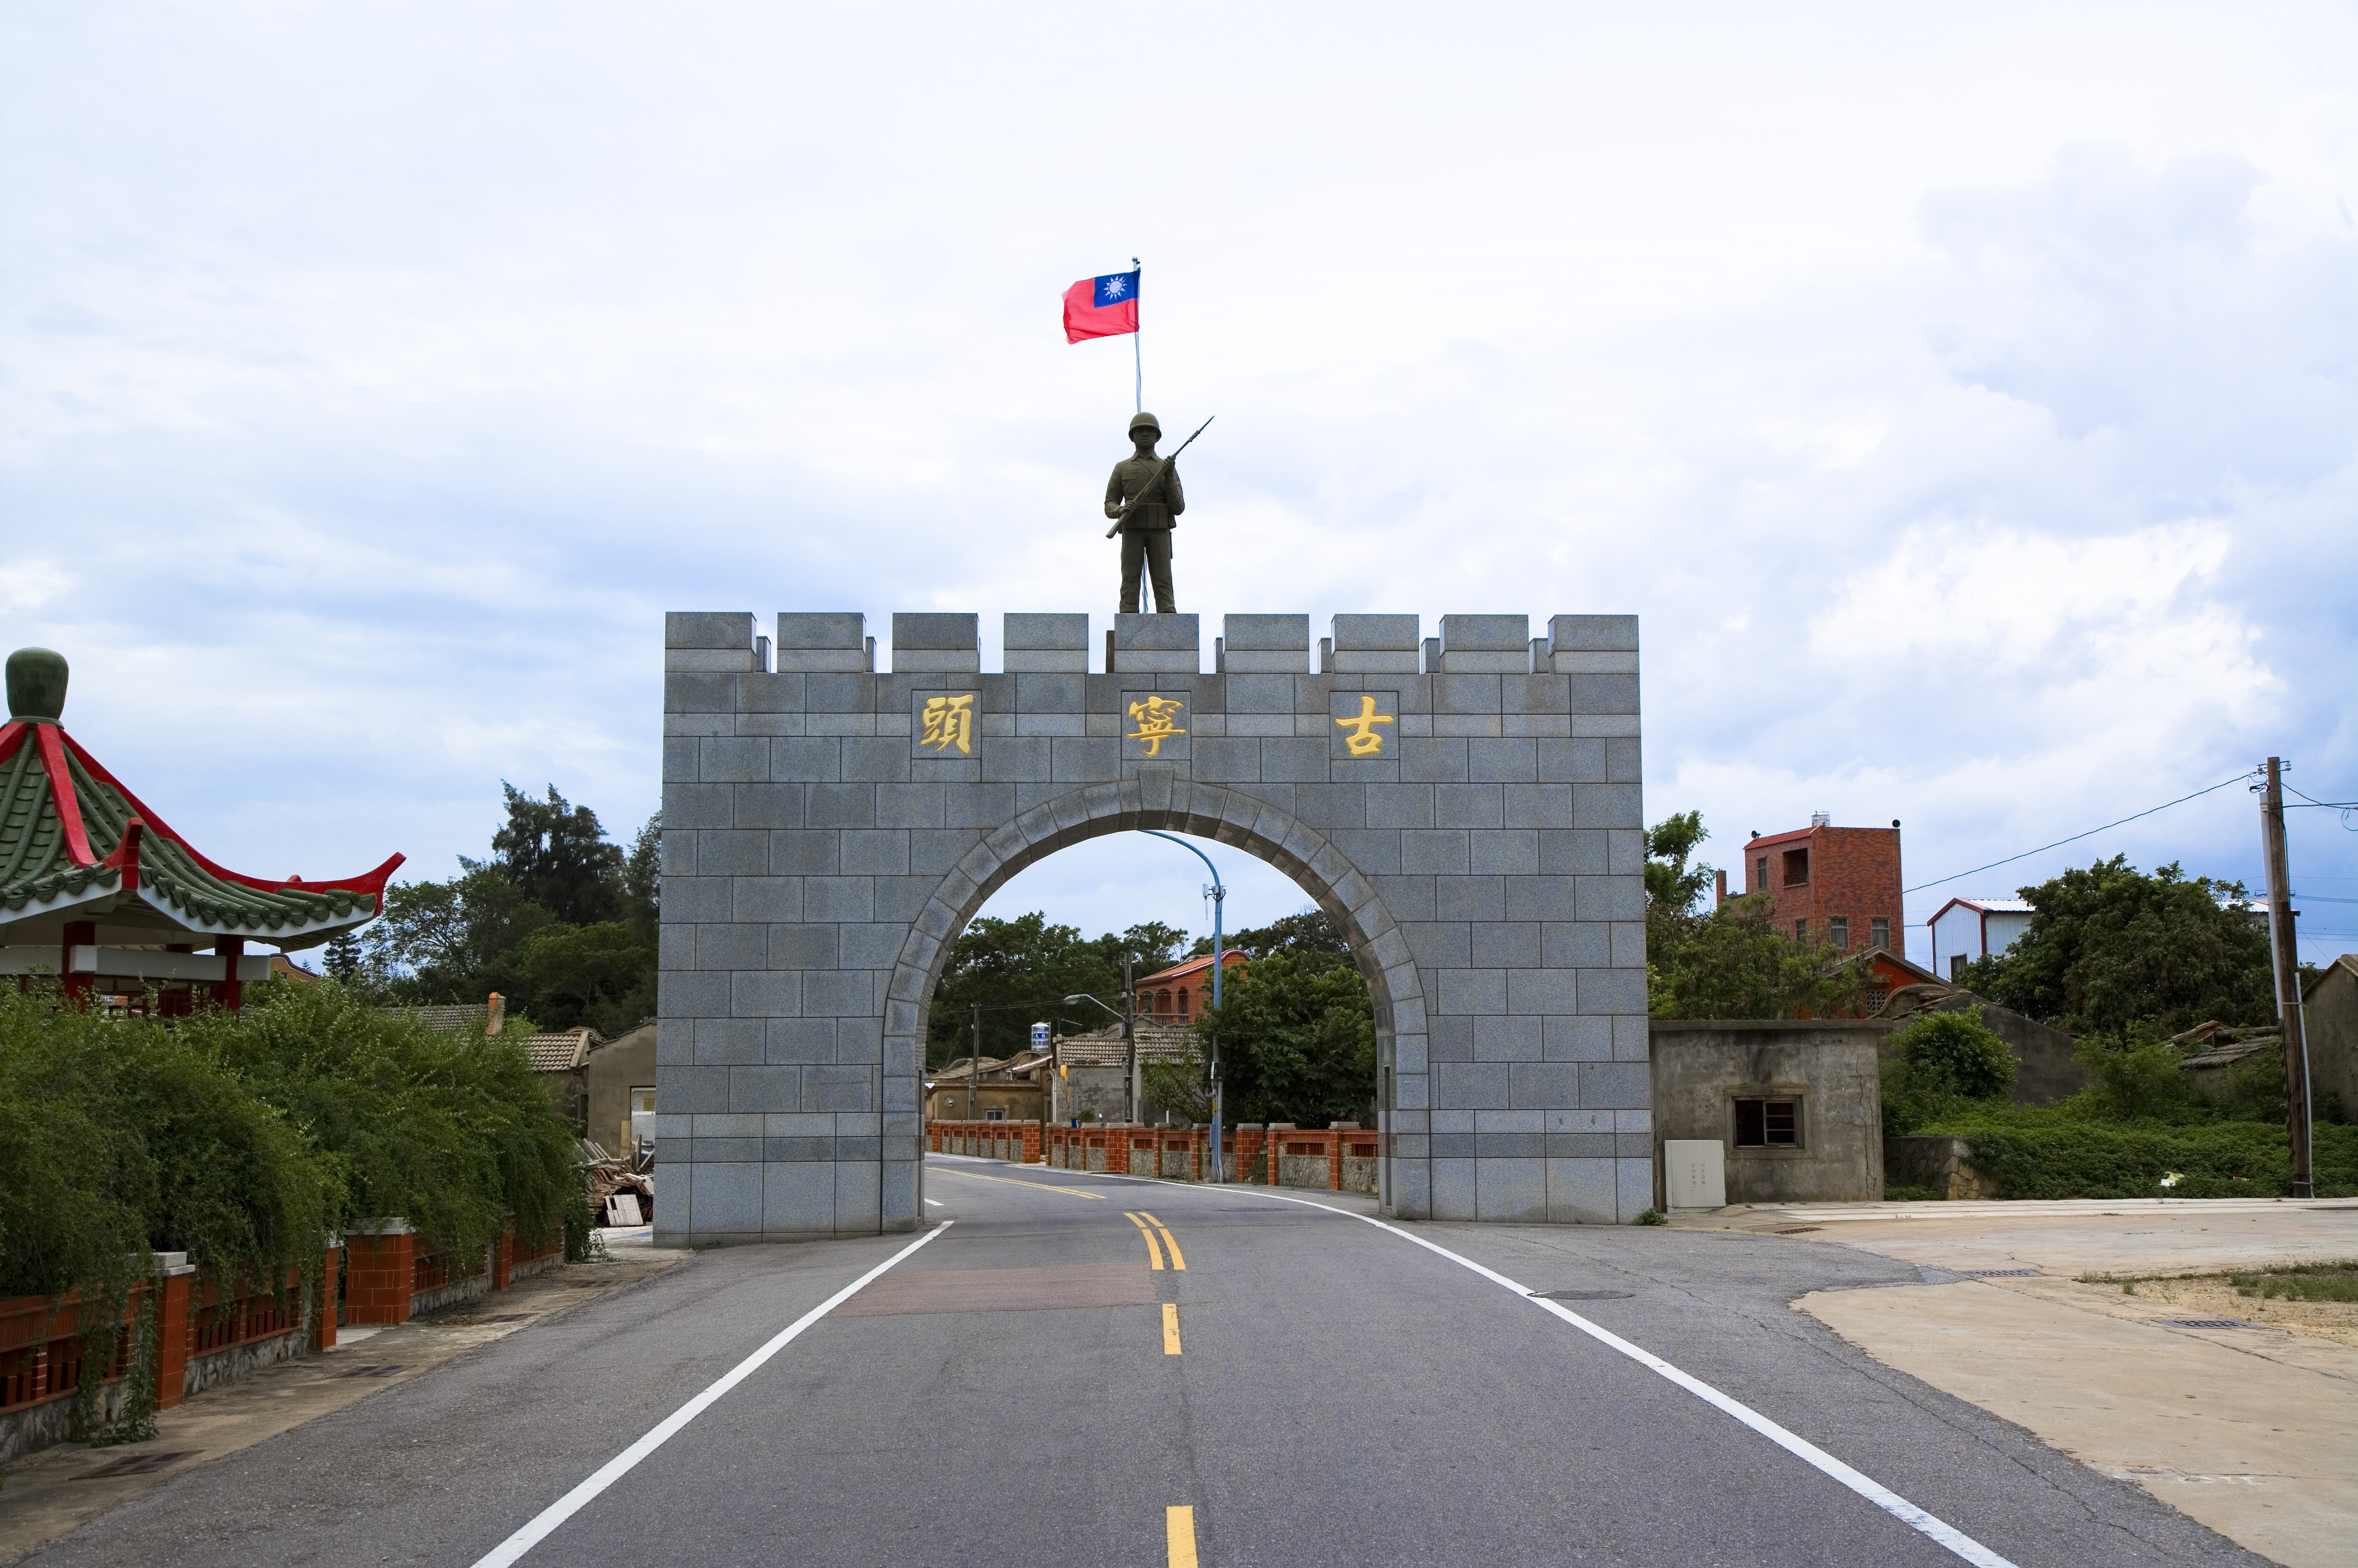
top-left (919, 693), bottom-right (975, 755)
top-left (1334, 693), bottom-right (1394, 757)
top-left (1125, 694), bottom-right (1188, 757)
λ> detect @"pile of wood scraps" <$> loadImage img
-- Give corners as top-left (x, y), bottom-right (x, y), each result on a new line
top-left (579, 1138), bottom-right (655, 1226)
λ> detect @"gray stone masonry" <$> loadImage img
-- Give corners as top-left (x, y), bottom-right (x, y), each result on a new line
top-left (658, 610), bottom-right (1647, 1244)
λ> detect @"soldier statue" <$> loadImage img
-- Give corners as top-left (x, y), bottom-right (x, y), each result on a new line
top-left (1106, 410), bottom-right (1184, 614)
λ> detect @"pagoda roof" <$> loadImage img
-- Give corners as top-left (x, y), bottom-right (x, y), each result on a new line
top-left (0, 650), bottom-right (402, 951)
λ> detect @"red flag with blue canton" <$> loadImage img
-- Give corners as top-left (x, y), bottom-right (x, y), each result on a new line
top-left (1063, 268), bottom-right (1139, 343)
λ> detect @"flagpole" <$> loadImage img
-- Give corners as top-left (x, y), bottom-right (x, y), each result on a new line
top-left (1132, 255), bottom-right (1142, 413)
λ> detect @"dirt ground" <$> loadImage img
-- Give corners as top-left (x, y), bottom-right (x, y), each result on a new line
top-left (1737, 1198), bottom-right (2358, 1568)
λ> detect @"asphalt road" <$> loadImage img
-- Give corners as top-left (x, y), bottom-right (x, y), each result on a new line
top-left (21, 1156), bottom-right (2270, 1567)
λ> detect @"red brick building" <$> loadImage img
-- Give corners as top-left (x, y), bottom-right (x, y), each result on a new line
top-left (1720, 816), bottom-right (1903, 958)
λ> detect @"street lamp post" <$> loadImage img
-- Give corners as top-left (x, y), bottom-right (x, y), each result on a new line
top-left (1139, 830), bottom-right (1228, 1182)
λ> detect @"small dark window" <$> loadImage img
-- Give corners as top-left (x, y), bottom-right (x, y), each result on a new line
top-left (1870, 917), bottom-right (1890, 951)
top-left (1794, 918), bottom-right (1807, 940)
top-left (1950, 955), bottom-right (1967, 981)
top-left (1755, 856), bottom-right (1768, 891)
top-left (1734, 1098), bottom-right (1800, 1147)
top-left (984, 1108), bottom-right (1005, 1122)
top-left (1782, 847), bottom-right (1810, 887)
top-left (1829, 916), bottom-right (1849, 951)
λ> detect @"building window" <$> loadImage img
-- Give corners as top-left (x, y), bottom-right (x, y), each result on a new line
top-left (1755, 856), bottom-right (1768, 892)
top-left (984, 1108), bottom-right (1005, 1122)
top-left (629, 1087), bottom-right (656, 1151)
top-left (1794, 919), bottom-right (1807, 940)
top-left (1177, 987), bottom-right (1190, 1018)
top-left (1829, 916), bottom-right (1849, 951)
top-left (1870, 917), bottom-right (1890, 951)
top-left (1950, 955), bottom-right (1967, 982)
top-left (1734, 1098), bottom-right (1801, 1148)
top-left (1782, 847), bottom-right (1810, 887)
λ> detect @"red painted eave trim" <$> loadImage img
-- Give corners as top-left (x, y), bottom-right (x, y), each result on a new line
top-left (101, 818), bottom-right (144, 891)
top-left (35, 725), bottom-right (98, 866)
top-left (0, 722), bottom-right (28, 768)
top-left (52, 730), bottom-right (402, 898)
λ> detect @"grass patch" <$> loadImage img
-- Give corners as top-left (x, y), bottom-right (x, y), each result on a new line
top-left (1881, 1183), bottom-right (1942, 1202)
top-left (2228, 1261), bottom-right (2358, 1302)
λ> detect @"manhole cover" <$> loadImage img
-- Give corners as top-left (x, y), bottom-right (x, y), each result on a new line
top-left (1958, 1269), bottom-right (2041, 1278)
top-left (2158, 1319), bottom-right (2258, 1330)
top-left (338, 1364), bottom-right (409, 1378)
top-left (1536, 1290), bottom-right (1634, 1301)
top-left (77, 1450), bottom-right (196, 1480)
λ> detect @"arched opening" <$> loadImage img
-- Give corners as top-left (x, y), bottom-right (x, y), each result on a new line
top-left (894, 778), bottom-right (1421, 1214)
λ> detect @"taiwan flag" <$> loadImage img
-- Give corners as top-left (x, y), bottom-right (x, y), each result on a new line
top-left (1063, 268), bottom-right (1139, 343)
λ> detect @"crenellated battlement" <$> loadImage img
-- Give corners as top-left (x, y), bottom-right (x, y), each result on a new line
top-left (666, 611), bottom-right (1638, 679)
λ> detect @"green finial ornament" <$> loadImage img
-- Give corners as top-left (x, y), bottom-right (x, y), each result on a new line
top-left (6, 648), bottom-right (68, 723)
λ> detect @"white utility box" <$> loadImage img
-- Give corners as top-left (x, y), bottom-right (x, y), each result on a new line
top-left (1663, 1140), bottom-right (1727, 1210)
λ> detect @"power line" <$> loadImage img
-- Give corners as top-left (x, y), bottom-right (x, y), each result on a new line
top-left (1902, 773), bottom-right (2254, 896)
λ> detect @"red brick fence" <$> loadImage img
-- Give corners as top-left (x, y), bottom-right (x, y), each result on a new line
top-left (929, 1120), bottom-right (1378, 1195)
top-left (0, 1220), bottom-right (563, 1464)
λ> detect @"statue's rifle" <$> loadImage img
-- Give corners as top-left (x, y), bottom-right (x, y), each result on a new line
top-left (1106, 415), bottom-right (1214, 539)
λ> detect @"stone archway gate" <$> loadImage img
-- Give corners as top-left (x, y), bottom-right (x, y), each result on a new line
top-left (656, 609), bottom-right (1648, 1244)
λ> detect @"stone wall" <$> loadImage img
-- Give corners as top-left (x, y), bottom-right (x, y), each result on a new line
top-left (657, 609), bottom-right (1651, 1240)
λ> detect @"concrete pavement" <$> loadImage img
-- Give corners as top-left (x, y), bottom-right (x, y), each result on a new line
top-left (14, 1157), bottom-right (2273, 1567)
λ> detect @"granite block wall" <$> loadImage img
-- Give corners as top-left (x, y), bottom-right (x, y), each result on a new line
top-left (657, 609), bottom-right (1647, 1242)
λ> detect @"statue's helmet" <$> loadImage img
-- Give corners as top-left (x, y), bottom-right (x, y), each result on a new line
top-left (1128, 411), bottom-right (1162, 438)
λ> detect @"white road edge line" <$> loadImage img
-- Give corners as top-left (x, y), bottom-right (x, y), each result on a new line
top-left (469, 1221), bottom-right (953, 1568)
top-left (1104, 1173), bottom-right (2019, 1568)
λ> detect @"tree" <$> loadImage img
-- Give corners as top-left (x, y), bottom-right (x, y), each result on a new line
top-left (358, 785), bottom-right (658, 1026)
top-left (1187, 950), bottom-right (1376, 1127)
top-left (1643, 812), bottom-right (1866, 1019)
top-left (1198, 908), bottom-right (1355, 971)
top-left (620, 811), bottom-right (661, 943)
top-left (1958, 857), bottom-right (2275, 1037)
top-left (928, 914), bottom-right (1124, 1067)
top-left (1095, 921), bottom-right (1190, 976)
top-left (491, 783), bottom-right (625, 927)
top-left (516, 921), bottom-right (656, 1036)
top-left (362, 865), bottom-right (556, 1006)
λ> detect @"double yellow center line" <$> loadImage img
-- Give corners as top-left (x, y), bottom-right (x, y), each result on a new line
top-left (1124, 1210), bottom-right (1185, 1269)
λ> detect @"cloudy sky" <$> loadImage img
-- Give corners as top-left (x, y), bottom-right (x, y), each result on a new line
top-left (5, 2), bottom-right (2354, 967)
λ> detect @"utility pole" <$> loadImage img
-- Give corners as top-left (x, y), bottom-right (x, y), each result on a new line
top-left (970, 1002), bottom-right (982, 1124)
top-left (1123, 959), bottom-right (1138, 1126)
top-left (2259, 758), bottom-right (2314, 1199)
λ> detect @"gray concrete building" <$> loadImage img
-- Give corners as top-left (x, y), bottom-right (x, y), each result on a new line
top-left (1650, 1020), bottom-right (1886, 1204)
top-left (655, 609), bottom-right (1648, 1243)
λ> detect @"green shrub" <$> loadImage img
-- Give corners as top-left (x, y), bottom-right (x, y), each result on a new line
top-left (0, 976), bottom-right (585, 1303)
top-left (185, 978), bottom-right (585, 1259)
top-left (1882, 1010), bottom-right (2014, 1134)
top-left (2073, 1020), bottom-right (2206, 1122)
top-left (0, 986), bottom-right (335, 1302)
top-left (1919, 1102), bottom-right (2358, 1199)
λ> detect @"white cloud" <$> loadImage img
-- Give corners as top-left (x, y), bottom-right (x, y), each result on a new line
top-left (0, 3), bottom-right (2353, 958)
